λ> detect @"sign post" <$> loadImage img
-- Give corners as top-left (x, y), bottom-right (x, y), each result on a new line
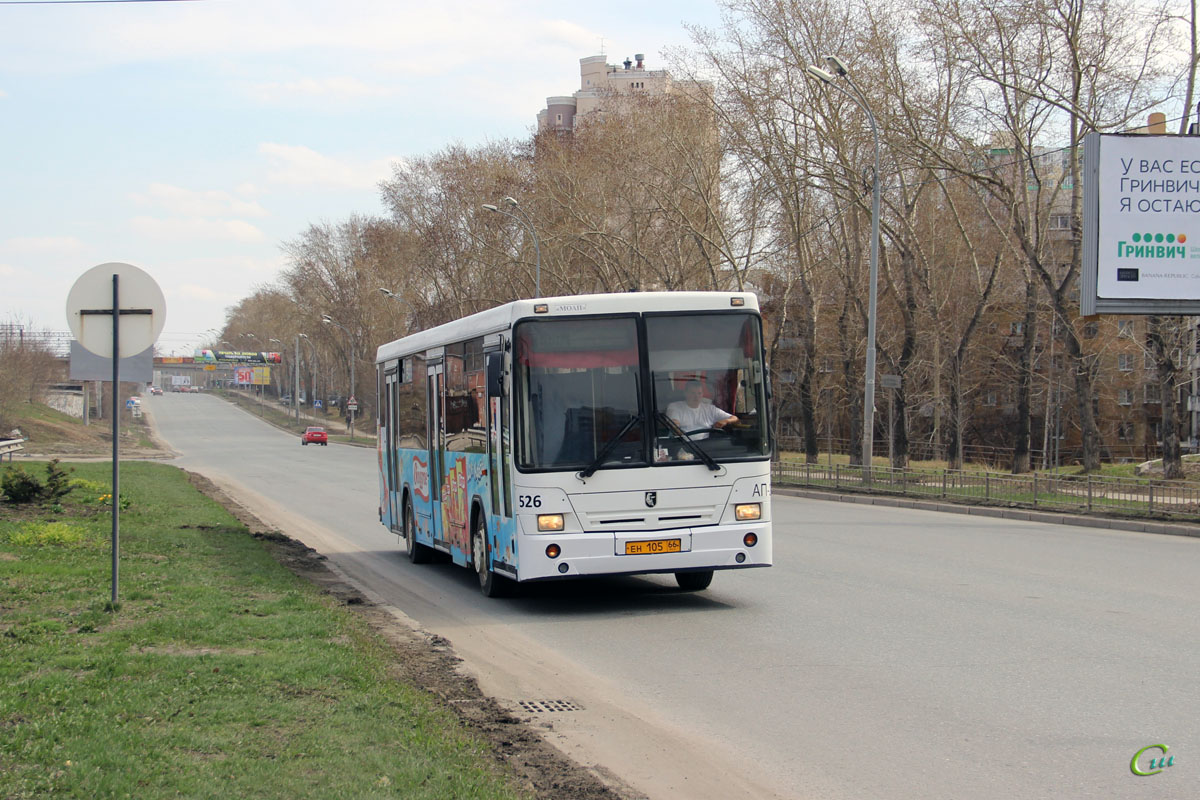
top-left (67, 263), bottom-right (165, 607)
top-left (880, 375), bottom-right (902, 469)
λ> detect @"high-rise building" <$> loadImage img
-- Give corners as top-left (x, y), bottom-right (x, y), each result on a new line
top-left (537, 53), bottom-right (704, 132)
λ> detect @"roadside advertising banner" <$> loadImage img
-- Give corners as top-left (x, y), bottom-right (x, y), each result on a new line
top-left (1083, 132), bottom-right (1200, 314)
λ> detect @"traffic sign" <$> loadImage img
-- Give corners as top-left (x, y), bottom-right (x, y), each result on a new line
top-left (66, 262), bottom-right (165, 358)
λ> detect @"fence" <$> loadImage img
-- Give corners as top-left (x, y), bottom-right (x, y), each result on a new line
top-left (771, 460), bottom-right (1200, 521)
top-left (775, 437), bottom-right (1162, 470)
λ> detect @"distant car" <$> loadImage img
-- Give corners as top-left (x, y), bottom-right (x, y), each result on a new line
top-left (148, 386), bottom-right (163, 395)
top-left (301, 426), bottom-right (328, 446)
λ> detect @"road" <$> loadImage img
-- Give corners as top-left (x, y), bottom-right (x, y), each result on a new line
top-left (147, 392), bottom-right (1199, 799)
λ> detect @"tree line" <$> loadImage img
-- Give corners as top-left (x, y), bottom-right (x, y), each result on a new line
top-left (218, 0), bottom-right (1200, 475)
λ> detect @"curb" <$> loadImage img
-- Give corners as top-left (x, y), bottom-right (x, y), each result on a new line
top-left (773, 486), bottom-right (1200, 539)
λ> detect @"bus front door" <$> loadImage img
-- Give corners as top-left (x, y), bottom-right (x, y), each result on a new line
top-left (427, 362), bottom-right (445, 549)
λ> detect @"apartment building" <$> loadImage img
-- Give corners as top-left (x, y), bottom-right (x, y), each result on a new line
top-left (537, 53), bottom-right (706, 132)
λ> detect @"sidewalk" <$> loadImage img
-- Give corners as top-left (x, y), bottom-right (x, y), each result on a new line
top-left (775, 485), bottom-right (1200, 539)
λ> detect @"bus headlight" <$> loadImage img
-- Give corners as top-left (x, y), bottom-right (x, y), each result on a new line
top-left (734, 503), bottom-right (761, 521)
top-left (537, 513), bottom-right (565, 532)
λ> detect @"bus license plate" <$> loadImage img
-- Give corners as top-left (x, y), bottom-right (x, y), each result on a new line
top-left (625, 538), bottom-right (681, 555)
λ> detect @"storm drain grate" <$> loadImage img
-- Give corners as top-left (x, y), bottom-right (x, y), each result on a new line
top-left (517, 699), bottom-right (584, 713)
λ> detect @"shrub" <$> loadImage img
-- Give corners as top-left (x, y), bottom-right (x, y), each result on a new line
top-left (43, 459), bottom-right (73, 502)
top-left (70, 477), bottom-right (107, 494)
top-left (5, 521), bottom-right (87, 546)
top-left (1, 460), bottom-right (77, 505)
top-left (1, 465), bottom-right (42, 503)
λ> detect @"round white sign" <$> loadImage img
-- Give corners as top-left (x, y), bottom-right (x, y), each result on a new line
top-left (66, 262), bottom-right (166, 358)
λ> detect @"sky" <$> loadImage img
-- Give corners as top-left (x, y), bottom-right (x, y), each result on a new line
top-left (0, 0), bottom-right (724, 356)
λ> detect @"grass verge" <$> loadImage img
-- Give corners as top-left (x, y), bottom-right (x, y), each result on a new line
top-left (2, 401), bottom-right (157, 456)
top-left (0, 460), bottom-right (525, 800)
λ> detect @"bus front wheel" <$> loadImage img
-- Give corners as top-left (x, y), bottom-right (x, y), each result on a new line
top-left (675, 570), bottom-right (713, 591)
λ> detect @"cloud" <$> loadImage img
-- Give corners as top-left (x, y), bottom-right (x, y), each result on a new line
top-left (258, 143), bottom-right (396, 190)
top-left (1, 236), bottom-right (87, 256)
top-left (129, 216), bottom-right (267, 243)
top-left (246, 76), bottom-right (393, 103)
top-left (131, 183), bottom-right (268, 218)
top-left (174, 284), bottom-right (225, 301)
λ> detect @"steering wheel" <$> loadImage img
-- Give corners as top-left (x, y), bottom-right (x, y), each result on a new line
top-left (685, 427), bottom-right (732, 437)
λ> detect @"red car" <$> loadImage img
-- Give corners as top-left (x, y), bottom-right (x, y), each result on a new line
top-left (301, 426), bottom-right (328, 446)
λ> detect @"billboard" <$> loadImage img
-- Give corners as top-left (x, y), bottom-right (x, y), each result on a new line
top-left (1082, 132), bottom-right (1200, 314)
top-left (234, 366), bottom-right (271, 386)
top-left (196, 349), bottom-right (281, 364)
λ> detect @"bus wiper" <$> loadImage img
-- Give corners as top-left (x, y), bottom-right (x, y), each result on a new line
top-left (579, 414), bottom-right (643, 478)
top-left (656, 412), bottom-right (721, 472)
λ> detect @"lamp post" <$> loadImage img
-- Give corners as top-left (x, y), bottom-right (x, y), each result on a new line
top-left (297, 333), bottom-right (317, 421)
top-left (292, 334), bottom-right (302, 422)
top-left (238, 333), bottom-right (261, 411)
top-left (807, 56), bottom-right (881, 482)
top-left (378, 287), bottom-right (415, 333)
top-left (322, 314), bottom-right (355, 441)
top-left (269, 338), bottom-right (283, 408)
top-left (483, 196), bottom-right (541, 298)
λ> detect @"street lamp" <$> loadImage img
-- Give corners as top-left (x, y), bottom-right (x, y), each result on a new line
top-left (269, 338), bottom-right (283, 409)
top-left (483, 196), bottom-right (541, 298)
top-left (807, 55), bottom-right (881, 481)
top-left (378, 287), bottom-right (416, 334)
top-left (237, 334), bottom-right (258, 403)
top-left (322, 314), bottom-right (356, 441)
top-left (296, 333), bottom-right (318, 422)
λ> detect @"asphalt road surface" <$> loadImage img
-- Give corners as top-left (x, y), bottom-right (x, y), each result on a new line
top-left (147, 392), bottom-right (1199, 799)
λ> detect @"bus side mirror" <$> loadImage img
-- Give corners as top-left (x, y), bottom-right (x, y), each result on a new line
top-left (487, 353), bottom-right (504, 397)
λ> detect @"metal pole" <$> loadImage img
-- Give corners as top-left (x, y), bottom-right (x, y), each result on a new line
top-left (888, 387), bottom-right (895, 470)
top-left (294, 335), bottom-right (300, 423)
top-left (805, 64), bottom-right (880, 484)
top-left (859, 82), bottom-right (881, 486)
top-left (484, 200), bottom-right (542, 298)
top-left (511, 203), bottom-right (542, 298)
top-left (111, 274), bottom-right (120, 607)
top-left (349, 345), bottom-right (355, 441)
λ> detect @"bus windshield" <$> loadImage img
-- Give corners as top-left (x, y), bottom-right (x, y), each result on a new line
top-left (514, 312), bottom-right (769, 471)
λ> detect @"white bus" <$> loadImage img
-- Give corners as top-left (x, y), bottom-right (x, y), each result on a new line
top-left (375, 292), bottom-right (773, 596)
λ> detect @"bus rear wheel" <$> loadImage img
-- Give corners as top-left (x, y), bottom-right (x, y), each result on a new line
top-left (404, 496), bottom-right (433, 564)
top-left (472, 513), bottom-right (509, 598)
top-left (675, 570), bottom-right (714, 591)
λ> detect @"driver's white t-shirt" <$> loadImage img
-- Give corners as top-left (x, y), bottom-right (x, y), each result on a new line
top-left (666, 400), bottom-right (733, 435)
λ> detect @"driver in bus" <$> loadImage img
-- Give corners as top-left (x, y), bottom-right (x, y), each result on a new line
top-left (666, 380), bottom-right (738, 442)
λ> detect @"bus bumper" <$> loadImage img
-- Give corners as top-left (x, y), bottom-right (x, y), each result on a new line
top-left (516, 522), bottom-right (771, 581)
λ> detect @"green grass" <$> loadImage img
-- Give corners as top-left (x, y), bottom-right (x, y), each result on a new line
top-left (0, 461), bottom-right (524, 800)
